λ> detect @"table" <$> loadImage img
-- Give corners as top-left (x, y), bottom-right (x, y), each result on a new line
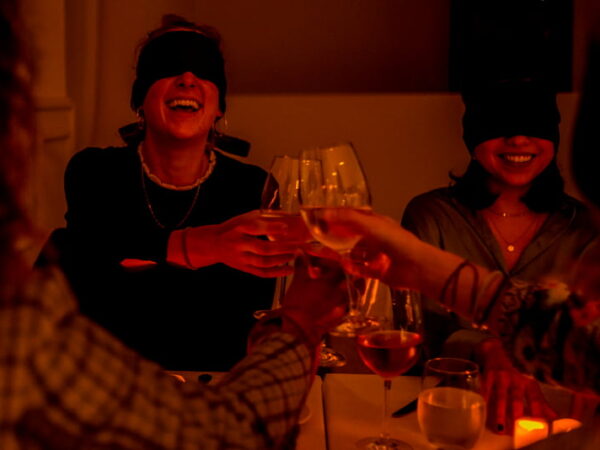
top-left (323, 374), bottom-right (513, 450)
top-left (169, 371), bottom-right (588, 449)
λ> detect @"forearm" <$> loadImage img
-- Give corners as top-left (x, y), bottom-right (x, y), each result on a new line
top-left (387, 234), bottom-right (500, 323)
top-left (167, 226), bottom-right (220, 269)
top-left (21, 308), bottom-right (312, 448)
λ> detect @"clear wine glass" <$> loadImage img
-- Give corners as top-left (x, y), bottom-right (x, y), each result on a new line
top-left (260, 155), bottom-right (346, 368)
top-left (355, 289), bottom-right (423, 450)
top-left (298, 142), bottom-right (376, 337)
top-left (418, 358), bottom-right (486, 450)
top-left (260, 155), bottom-right (303, 308)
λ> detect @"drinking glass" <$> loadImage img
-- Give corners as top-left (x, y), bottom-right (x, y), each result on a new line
top-left (260, 155), bottom-right (346, 367)
top-left (298, 142), bottom-right (375, 337)
top-left (418, 358), bottom-right (486, 450)
top-left (355, 288), bottom-right (423, 450)
top-left (260, 155), bottom-right (303, 308)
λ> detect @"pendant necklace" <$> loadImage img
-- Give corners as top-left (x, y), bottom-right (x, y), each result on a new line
top-left (485, 212), bottom-right (540, 253)
top-left (487, 209), bottom-right (530, 218)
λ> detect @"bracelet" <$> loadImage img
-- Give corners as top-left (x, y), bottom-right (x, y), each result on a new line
top-left (181, 227), bottom-right (197, 270)
top-left (439, 259), bottom-right (480, 319)
top-left (472, 270), bottom-right (507, 327)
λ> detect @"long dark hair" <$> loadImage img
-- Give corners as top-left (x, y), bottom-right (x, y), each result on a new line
top-left (0, 0), bottom-right (35, 292)
top-left (449, 158), bottom-right (565, 213)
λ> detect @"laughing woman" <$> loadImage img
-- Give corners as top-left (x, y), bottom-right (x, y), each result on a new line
top-left (402, 79), bottom-right (598, 432)
top-left (55, 16), bottom-right (298, 371)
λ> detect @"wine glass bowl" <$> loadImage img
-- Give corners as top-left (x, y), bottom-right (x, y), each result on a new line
top-left (356, 329), bottom-right (422, 380)
top-left (418, 358), bottom-right (486, 450)
top-left (261, 155), bottom-right (300, 216)
top-left (299, 143), bottom-right (371, 254)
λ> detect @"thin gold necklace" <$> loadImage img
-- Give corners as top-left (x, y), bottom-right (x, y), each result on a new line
top-left (486, 213), bottom-right (540, 253)
top-left (487, 209), bottom-right (530, 218)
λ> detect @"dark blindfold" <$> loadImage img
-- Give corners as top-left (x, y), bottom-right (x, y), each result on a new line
top-left (130, 31), bottom-right (227, 112)
top-left (462, 85), bottom-right (560, 152)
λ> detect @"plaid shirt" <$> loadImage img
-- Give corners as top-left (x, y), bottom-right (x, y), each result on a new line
top-left (0, 267), bottom-right (313, 449)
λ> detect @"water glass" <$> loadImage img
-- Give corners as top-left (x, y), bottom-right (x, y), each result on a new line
top-left (418, 357), bottom-right (486, 450)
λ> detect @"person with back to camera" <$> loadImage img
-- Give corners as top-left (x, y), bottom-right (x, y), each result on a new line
top-left (401, 78), bottom-right (599, 433)
top-left (53, 15), bottom-right (303, 371)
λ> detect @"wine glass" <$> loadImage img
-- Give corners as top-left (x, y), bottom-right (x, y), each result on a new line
top-left (298, 142), bottom-right (376, 337)
top-left (260, 155), bottom-right (346, 368)
top-left (260, 155), bottom-right (303, 308)
top-left (355, 289), bottom-right (423, 450)
top-left (418, 358), bottom-right (486, 450)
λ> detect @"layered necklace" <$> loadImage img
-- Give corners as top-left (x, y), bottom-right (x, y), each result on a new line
top-left (484, 209), bottom-right (542, 253)
top-left (139, 145), bottom-right (216, 229)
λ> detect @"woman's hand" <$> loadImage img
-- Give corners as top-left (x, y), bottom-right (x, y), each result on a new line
top-left (307, 208), bottom-right (455, 290)
top-left (169, 211), bottom-right (304, 277)
top-left (475, 338), bottom-right (558, 434)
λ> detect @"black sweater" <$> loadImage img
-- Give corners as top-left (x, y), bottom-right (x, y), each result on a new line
top-left (61, 146), bottom-right (274, 370)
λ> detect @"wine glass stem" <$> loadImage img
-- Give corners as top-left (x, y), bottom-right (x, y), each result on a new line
top-left (345, 272), bottom-right (362, 318)
top-left (381, 379), bottom-right (392, 441)
top-left (273, 276), bottom-right (287, 309)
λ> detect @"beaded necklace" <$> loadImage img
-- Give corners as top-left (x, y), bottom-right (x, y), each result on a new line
top-left (139, 145), bottom-right (216, 229)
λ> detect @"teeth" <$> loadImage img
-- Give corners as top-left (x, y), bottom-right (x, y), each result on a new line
top-left (167, 98), bottom-right (200, 111)
top-left (502, 154), bottom-right (533, 163)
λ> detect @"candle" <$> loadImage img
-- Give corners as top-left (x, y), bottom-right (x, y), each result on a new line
top-left (514, 417), bottom-right (549, 449)
top-left (551, 418), bottom-right (582, 435)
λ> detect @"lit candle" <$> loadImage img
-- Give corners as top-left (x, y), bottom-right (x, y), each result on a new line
top-left (551, 418), bottom-right (582, 435)
top-left (514, 417), bottom-right (549, 449)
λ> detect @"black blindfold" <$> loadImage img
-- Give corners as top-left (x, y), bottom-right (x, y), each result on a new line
top-left (130, 31), bottom-right (227, 113)
top-left (462, 82), bottom-right (560, 152)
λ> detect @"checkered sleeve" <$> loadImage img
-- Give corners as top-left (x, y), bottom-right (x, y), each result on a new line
top-left (0, 270), bottom-right (313, 449)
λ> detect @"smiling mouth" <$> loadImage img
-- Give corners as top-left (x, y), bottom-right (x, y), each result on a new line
top-left (500, 153), bottom-right (535, 164)
top-left (166, 98), bottom-right (201, 112)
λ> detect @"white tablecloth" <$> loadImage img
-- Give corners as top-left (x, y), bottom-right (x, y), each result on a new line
top-left (323, 373), bottom-right (513, 450)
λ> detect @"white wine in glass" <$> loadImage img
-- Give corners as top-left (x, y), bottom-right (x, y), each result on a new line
top-left (299, 142), bottom-right (374, 337)
top-left (260, 155), bottom-right (346, 367)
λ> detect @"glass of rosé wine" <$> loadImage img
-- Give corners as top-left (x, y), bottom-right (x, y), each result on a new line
top-left (355, 289), bottom-right (423, 450)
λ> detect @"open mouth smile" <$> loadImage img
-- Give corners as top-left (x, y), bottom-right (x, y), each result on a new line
top-left (499, 153), bottom-right (535, 164)
top-left (166, 98), bottom-right (202, 112)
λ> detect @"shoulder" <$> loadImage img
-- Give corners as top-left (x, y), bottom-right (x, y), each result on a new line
top-left (404, 187), bottom-right (457, 218)
top-left (67, 146), bottom-right (136, 174)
